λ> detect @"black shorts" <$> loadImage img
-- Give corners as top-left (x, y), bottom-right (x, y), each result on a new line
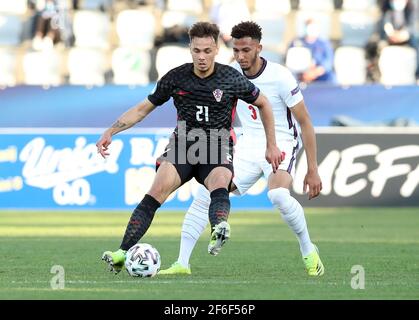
top-left (156, 133), bottom-right (234, 186)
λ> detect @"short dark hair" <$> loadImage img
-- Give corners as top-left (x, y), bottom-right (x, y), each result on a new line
top-left (189, 22), bottom-right (220, 44)
top-left (231, 21), bottom-right (262, 42)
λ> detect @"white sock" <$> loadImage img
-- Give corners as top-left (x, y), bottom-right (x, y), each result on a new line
top-left (267, 187), bottom-right (315, 257)
top-left (178, 185), bottom-right (210, 267)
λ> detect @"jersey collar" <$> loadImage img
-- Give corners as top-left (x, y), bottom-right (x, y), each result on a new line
top-left (243, 57), bottom-right (267, 80)
top-left (190, 62), bottom-right (219, 80)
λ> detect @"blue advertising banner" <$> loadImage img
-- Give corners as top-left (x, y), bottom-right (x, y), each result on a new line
top-left (1, 128), bottom-right (418, 209)
top-left (0, 128), bottom-right (272, 210)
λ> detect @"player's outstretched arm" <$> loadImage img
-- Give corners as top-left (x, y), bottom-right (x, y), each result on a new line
top-left (252, 93), bottom-right (283, 173)
top-left (291, 100), bottom-right (322, 200)
top-left (96, 99), bottom-right (157, 158)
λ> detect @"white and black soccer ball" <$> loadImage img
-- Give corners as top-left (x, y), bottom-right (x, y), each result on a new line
top-left (125, 243), bottom-right (161, 278)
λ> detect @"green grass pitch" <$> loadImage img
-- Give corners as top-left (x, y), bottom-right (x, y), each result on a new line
top-left (0, 208), bottom-right (418, 300)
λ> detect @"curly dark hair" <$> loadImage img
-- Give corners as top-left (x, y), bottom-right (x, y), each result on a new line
top-left (188, 22), bottom-right (220, 44)
top-left (230, 21), bottom-right (262, 41)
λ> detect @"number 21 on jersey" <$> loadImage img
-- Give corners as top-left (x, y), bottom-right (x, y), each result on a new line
top-left (196, 105), bottom-right (209, 122)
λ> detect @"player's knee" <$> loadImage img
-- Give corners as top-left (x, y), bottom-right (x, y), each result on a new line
top-left (205, 168), bottom-right (232, 191)
top-left (148, 185), bottom-right (171, 203)
top-left (267, 187), bottom-right (293, 213)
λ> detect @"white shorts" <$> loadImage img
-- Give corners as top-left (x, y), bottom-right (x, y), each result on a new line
top-left (232, 136), bottom-right (301, 195)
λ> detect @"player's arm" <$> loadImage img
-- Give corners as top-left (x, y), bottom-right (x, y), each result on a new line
top-left (96, 99), bottom-right (157, 158)
top-left (252, 93), bottom-right (283, 172)
top-left (291, 100), bottom-right (322, 199)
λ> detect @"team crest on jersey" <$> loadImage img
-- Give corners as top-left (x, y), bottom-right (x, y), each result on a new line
top-left (213, 89), bottom-right (223, 102)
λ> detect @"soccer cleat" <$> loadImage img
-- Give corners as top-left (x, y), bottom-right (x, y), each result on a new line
top-left (303, 244), bottom-right (324, 276)
top-left (208, 221), bottom-right (231, 256)
top-left (158, 261), bottom-right (191, 275)
top-left (101, 249), bottom-right (126, 274)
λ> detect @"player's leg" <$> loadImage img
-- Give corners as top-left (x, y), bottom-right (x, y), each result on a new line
top-left (102, 161), bottom-right (182, 274)
top-left (199, 165), bottom-right (232, 255)
top-left (158, 183), bottom-right (210, 275)
top-left (159, 155), bottom-right (262, 274)
top-left (263, 143), bottom-right (324, 276)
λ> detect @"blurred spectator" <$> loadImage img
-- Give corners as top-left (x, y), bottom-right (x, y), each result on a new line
top-left (367, 0), bottom-right (419, 80)
top-left (154, 25), bottom-right (189, 47)
top-left (32, 0), bottom-right (61, 50)
top-left (288, 18), bottom-right (337, 84)
top-left (72, 0), bottom-right (79, 9)
top-left (72, 0), bottom-right (114, 11)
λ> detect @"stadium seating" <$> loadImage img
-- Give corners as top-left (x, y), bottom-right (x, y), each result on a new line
top-left (0, 0), bottom-right (27, 15)
top-left (379, 46), bottom-right (417, 86)
top-left (161, 10), bottom-right (198, 29)
top-left (116, 9), bottom-right (155, 49)
top-left (342, 0), bottom-right (377, 11)
top-left (261, 49), bottom-right (283, 64)
top-left (73, 10), bottom-right (110, 49)
top-left (334, 46), bottom-right (367, 85)
top-left (0, 0), bottom-right (417, 86)
top-left (166, 0), bottom-right (203, 15)
top-left (295, 11), bottom-right (332, 39)
top-left (210, 0), bottom-right (251, 37)
top-left (215, 44), bottom-right (233, 64)
top-left (285, 46), bottom-right (312, 74)
top-left (112, 47), bottom-right (151, 85)
top-left (254, 0), bottom-right (291, 14)
top-left (339, 11), bottom-right (377, 47)
top-left (298, 0), bottom-right (334, 12)
top-left (23, 50), bottom-right (62, 85)
top-left (0, 49), bottom-right (17, 86)
top-left (79, 0), bottom-right (112, 11)
top-left (0, 14), bottom-right (22, 47)
top-left (155, 45), bottom-right (191, 79)
top-left (251, 12), bottom-right (286, 52)
top-left (68, 47), bottom-right (107, 85)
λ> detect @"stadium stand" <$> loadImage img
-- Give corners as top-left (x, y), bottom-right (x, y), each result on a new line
top-left (155, 44), bottom-right (191, 79)
top-left (334, 46), bottom-right (367, 85)
top-left (254, 0), bottom-right (291, 14)
top-left (73, 10), bottom-right (110, 49)
top-left (285, 46), bottom-right (312, 74)
top-left (298, 0), bottom-right (335, 12)
top-left (23, 49), bottom-right (62, 85)
top-left (116, 8), bottom-right (156, 48)
top-left (0, 0), bottom-right (418, 86)
top-left (112, 47), bottom-right (151, 84)
top-left (339, 11), bottom-right (378, 47)
top-left (0, 49), bottom-right (17, 86)
top-left (0, 14), bottom-right (23, 46)
top-left (0, 0), bottom-right (28, 15)
top-left (379, 45), bottom-right (418, 85)
top-left (68, 47), bottom-right (107, 85)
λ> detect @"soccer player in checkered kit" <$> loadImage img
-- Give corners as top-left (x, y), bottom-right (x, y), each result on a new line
top-left (96, 22), bottom-right (283, 274)
top-left (159, 21), bottom-right (324, 277)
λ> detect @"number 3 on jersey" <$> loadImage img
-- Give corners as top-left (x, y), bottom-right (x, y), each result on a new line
top-left (196, 105), bottom-right (209, 122)
top-left (248, 105), bottom-right (258, 120)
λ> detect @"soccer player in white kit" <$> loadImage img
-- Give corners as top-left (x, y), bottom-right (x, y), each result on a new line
top-left (159, 21), bottom-right (324, 276)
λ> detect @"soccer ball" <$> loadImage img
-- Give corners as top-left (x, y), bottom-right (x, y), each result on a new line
top-left (125, 243), bottom-right (161, 277)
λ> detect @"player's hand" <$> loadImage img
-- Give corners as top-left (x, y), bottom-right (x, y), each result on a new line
top-left (96, 132), bottom-right (112, 159)
top-left (265, 145), bottom-right (284, 174)
top-left (303, 170), bottom-right (322, 200)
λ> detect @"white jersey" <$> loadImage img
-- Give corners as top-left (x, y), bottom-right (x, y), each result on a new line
top-left (228, 58), bottom-right (304, 194)
top-left (230, 58), bottom-right (303, 145)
